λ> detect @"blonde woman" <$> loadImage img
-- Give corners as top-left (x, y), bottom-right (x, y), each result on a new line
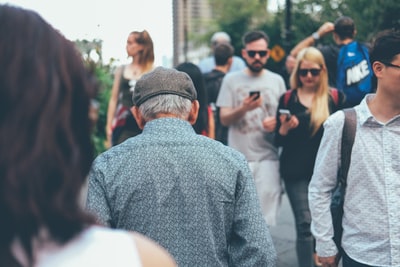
top-left (274, 47), bottom-right (345, 267)
top-left (106, 30), bottom-right (154, 147)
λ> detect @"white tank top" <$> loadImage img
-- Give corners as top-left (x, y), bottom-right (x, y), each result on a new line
top-left (12, 226), bottom-right (143, 267)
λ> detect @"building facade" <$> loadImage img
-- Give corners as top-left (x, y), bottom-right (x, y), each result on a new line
top-left (172, 0), bottom-right (214, 66)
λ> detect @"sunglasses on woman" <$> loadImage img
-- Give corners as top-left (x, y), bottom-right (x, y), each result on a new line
top-left (298, 68), bottom-right (321, 77)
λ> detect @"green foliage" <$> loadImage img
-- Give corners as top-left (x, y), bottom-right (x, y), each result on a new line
top-left (209, 0), bottom-right (400, 56)
top-left (208, 0), bottom-right (269, 57)
top-left (84, 60), bottom-right (113, 157)
top-left (289, 0), bottom-right (400, 44)
top-left (74, 38), bottom-right (114, 156)
top-left (92, 64), bottom-right (113, 156)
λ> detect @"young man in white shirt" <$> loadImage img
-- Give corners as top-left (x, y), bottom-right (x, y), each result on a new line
top-left (309, 29), bottom-right (400, 267)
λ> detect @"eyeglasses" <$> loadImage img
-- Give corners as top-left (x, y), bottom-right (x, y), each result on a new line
top-left (298, 68), bottom-right (322, 77)
top-left (381, 61), bottom-right (400, 69)
top-left (246, 50), bottom-right (268, 58)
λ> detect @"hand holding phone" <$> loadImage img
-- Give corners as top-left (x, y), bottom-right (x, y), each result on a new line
top-left (279, 109), bottom-right (292, 121)
top-left (249, 91), bottom-right (260, 100)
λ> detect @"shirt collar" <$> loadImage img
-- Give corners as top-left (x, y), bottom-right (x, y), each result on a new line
top-left (356, 94), bottom-right (400, 126)
top-left (143, 117), bottom-right (195, 134)
top-left (356, 94), bottom-right (375, 125)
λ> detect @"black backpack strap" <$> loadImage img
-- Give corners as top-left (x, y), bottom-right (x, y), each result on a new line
top-left (340, 108), bottom-right (357, 186)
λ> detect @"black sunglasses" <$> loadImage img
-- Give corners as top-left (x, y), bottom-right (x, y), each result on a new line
top-left (381, 61), bottom-right (400, 69)
top-left (246, 50), bottom-right (268, 58)
top-left (298, 68), bottom-right (322, 77)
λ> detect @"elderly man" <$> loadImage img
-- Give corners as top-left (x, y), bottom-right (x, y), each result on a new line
top-left (87, 67), bottom-right (276, 266)
top-left (198, 31), bottom-right (246, 74)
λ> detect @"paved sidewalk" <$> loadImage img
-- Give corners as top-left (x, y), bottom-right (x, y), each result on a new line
top-left (269, 193), bottom-right (344, 267)
top-left (269, 193), bottom-right (298, 267)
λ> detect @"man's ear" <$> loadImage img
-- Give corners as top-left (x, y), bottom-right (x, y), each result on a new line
top-left (227, 57), bottom-right (233, 68)
top-left (333, 32), bottom-right (340, 44)
top-left (188, 100), bottom-right (200, 125)
top-left (131, 106), bottom-right (145, 129)
top-left (373, 61), bottom-right (384, 78)
top-left (241, 48), bottom-right (247, 58)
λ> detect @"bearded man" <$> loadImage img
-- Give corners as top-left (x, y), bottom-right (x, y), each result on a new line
top-left (216, 30), bottom-right (286, 226)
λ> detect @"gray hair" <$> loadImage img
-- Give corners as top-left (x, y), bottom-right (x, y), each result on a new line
top-left (138, 94), bottom-right (193, 121)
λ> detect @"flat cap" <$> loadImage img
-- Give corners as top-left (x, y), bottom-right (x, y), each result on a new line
top-left (132, 67), bottom-right (197, 106)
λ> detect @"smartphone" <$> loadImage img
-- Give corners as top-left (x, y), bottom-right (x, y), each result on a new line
top-left (279, 109), bottom-right (292, 120)
top-left (249, 91), bottom-right (260, 100)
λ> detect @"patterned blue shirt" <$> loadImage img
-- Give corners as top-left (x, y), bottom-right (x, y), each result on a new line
top-left (309, 95), bottom-right (400, 265)
top-left (87, 118), bottom-right (276, 267)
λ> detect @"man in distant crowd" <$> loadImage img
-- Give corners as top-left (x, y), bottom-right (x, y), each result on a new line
top-left (87, 67), bottom-right (277, 266)
top-left (216, 30), bottom-right (286, 226)
top-left (290, 16), bottom-right (373, 107)
top-left (198, 31), bottom-right (246, 74)
top-left (203, 42), bottom-right (234, 144)
top-left (309, 29), bottom-right (400, 267)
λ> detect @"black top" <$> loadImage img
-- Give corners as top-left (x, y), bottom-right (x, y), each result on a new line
top-left (203, 69), bottom-right (228, 144)
top-left (275, 89), bottom-right (345, 181)
top-left (203, 69), bottom-right (226, 104)
top-left (318, 44), bottom-right (341, 88)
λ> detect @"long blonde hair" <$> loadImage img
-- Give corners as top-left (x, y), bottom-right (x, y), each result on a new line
top-left (290, 47), bottom-right (330, 136)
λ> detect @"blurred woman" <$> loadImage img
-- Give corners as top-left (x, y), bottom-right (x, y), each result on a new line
top-left (0, 4), bottom-right (175, 267)
top-left (176, 62), bottom-right (215, 138)
top-left (106, 30), bottom-right (154, 147)
top-left (274, 47), bottom-right (345, 267)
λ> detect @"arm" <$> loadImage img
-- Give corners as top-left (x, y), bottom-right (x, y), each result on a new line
top-left (277, 114), bottom-right (299, 136)
top-left (207, 105), bottom-right (216, 139)
top-left (86, 161), bottom-right (113, 227)
top-left (132, 232), bottom-right (177, 267)
top-left (290, 22), bottom-right (335, 58)
top-left (262, 116), bottom-right (280, 133)
top-left (276, 95), bottom-right (299, 137)
top-left (308, 111), bottom-right (345, 263)
top-left (263, 79), bottom-right (290, 133)
top-left (105, 66), bottom-right (123, 148)
top-left (274, 96), bottom-right (299, 146)
top-left (219, 94), bottom-right (262, 126)
top-left (229, 161), bottom-right (277, 266)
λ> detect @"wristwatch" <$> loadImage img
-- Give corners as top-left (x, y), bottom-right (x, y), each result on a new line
top-left (312, 32), bottom-right (320, 41)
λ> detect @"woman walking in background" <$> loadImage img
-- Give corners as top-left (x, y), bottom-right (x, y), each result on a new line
top-left (176, 62), bottom-right (215, 138)
top-left (275, 47), bottom-right (345, 267)
top-left (0, 4), bottom-right (175, 266)
top-left (106, 30), bottom-right (155, 147)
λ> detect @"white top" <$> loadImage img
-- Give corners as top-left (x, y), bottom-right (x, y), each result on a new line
top-left (216, 69), bottom-right (286, 162)
top-left (309, 95), bottom-right (400, 266)
top-left (12, 226), bottom-right (142, 267)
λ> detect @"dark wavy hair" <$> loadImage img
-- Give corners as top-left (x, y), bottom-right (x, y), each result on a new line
top-left (242, 30), bottom-right (270, 46)
top-left (0, 4), bottom-right (97, 265)
top-left (130, 30), bottom-right (155, 73)
top-left (175, 62), bottom-right (209, 135)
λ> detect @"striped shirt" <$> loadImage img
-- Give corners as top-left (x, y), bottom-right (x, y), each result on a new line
top-left (309, 94), bottom-right (400, 266)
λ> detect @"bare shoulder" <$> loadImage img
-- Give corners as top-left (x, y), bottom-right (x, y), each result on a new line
top-left (130, 232), bottom-right (177, 267)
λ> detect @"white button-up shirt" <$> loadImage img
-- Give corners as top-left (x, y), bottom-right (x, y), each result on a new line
top-left (309, 94), bottom-right (400, 266)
